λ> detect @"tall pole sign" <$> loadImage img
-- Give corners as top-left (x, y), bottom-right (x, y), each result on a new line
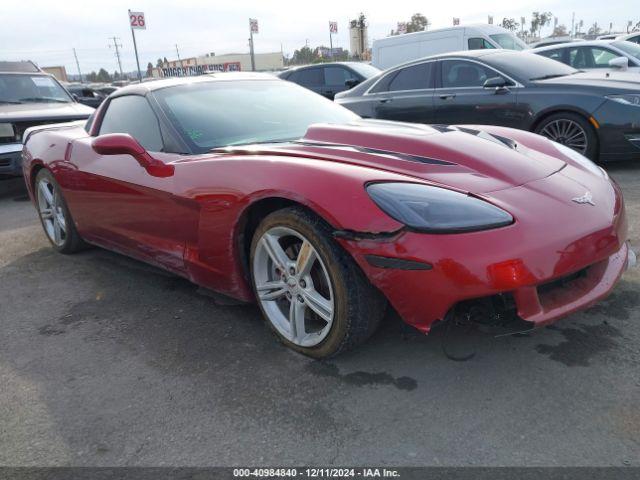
top-left (329, 21), bottom-right (338, 57)
top-left (249, 18), bottom-right (259, 71)
top-left (128, 10), bottom-right (145, 82)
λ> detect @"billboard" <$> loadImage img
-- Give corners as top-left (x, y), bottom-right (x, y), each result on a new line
top-left (161, 62), bottom-right (241, 77)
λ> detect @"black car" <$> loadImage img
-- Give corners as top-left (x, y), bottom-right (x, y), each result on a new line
top-left (66, 85), bottom-right (108, 108)
top-left (278, 62), bottom-right (380, 100)
top-left (0, 63), bottom-right (94, 177)
top-left (335, 50), bottom-right (640, 162)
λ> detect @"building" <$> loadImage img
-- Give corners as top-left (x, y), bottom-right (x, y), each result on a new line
top-left (315, 46), bottom-right (347, 58)
top-left (153, 51), bottom-right (284, 78)
top-left (42, 65), bottom-right (68, 82)
top-left (349, 23), bottom-right (368, 58)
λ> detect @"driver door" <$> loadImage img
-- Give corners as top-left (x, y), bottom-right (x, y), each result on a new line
top-left (433, 59), bottom-right (526, 129)
top-left (65, 94), bottom-right (196, 274)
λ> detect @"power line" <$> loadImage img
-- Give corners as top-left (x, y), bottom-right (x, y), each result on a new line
top-left (108, 36), bottom-right (124, 78)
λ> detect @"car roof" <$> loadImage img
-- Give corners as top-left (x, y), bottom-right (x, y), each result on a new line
top-left (531, 40), bottom-right (620, 52)
top-left (282, 62), bottom-right (366, 73)
top-left (111, 72), bottom-right (277, 96)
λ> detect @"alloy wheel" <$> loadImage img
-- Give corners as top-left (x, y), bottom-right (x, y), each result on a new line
top-left (539, 119), bottom-right (588, 154)
top-left (37, 177), bottom-right (67, 247)
top-left (253, 226), bottom-right (334, 347)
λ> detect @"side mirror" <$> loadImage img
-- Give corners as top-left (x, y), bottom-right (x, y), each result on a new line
top-left (91, 133), bottom-right (173, 177)
top-left (345, 78), bottom-right (360, 88)
top-left (483, 76), bottom-right (508, 89)
top-left (609, 56), bottom-right (629, 70)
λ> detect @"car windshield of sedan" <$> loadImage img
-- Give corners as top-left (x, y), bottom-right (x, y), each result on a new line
top-left (0, 74), bottom-right (73, 104)
top-left (153, 79), bottom-right (360, 152)
top-left (613, 41), bottom-right (640, 61)
top-left (348, 63), bottom-right (382, 78)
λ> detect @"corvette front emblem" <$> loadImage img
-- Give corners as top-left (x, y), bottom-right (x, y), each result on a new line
top-left (572, 191), bottom-right (595, 206)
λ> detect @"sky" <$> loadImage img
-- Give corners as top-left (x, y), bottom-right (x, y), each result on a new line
top-left (1, 0), bottom-right (637, 76)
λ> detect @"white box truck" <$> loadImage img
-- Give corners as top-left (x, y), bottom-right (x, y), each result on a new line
top-left (372, 24), bottom-right (528, 70)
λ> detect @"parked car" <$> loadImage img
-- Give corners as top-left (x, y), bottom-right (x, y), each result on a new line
top-left (277, 62), bottom-right (380, 99)
top-left (533, 40), bottom-right (640, 72)
top-left (372, 24), bottom-right (528, 70)
top-left (335, 50), bottom-right (640, 162)
top-left (22, 73), bottom-right (634, 357)
top-left (0, 61), bottom-right (94, 177)
top-left (66, 84), bottom-right (108, 108)
top-left (617, 32), bottom-right (640, 44)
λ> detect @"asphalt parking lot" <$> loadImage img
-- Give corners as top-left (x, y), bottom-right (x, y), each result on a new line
top-left (0, 165), bottom-right (639, 467)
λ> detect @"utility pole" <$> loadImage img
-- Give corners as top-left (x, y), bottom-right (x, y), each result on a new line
top-left (108, 36), bottom-right (124, 78)
top-left (175, 44), bottom-right (184, 69)
top-left (73, 48), bottom-right (83, 83)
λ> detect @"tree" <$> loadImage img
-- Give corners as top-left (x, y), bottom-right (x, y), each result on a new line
top-left (97, 68), bottom-right (111, 83)
top-left (588, 22), bottom-right (601, 36)
top-left (407, 13), bottom-right (429, 33)
top-left (530, 11), bottom-right (553, 38)
top-left (146, 62), bottom-right (154, 77)
top-left (291, 45), bottom-right (318, 65)
top-left (552, 24), bottom-right (568, 36)
top-left (501, 18), bottom-right (519, 32)
top-left (156, 58), bottom-right (164, 67)
top-left (87, 71), bottom-right (97, 82)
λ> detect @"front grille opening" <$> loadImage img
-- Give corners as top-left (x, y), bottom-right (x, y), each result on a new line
top-left (537, 267), bottom-right (588, 296)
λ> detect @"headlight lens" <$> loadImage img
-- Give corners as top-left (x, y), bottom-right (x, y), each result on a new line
top-left (366, 182), bottom-right (513, 233)
top-left (606, 94), bottom-right (640, 106)
top-left (552, 141), bottom-right (607, 178)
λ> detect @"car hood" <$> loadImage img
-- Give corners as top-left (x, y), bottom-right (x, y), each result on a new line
top-left (536, 70), bottom-right (640, 91)
top-left (217, 120), bottom-right (567, 194)
top-left (0, 102), bottom-right (94, 122)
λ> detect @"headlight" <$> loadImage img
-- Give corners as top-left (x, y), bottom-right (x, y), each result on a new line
top-left (366, 182), bottom-right (513, 233)
top-left (552, 141), bottom-right (607, 179)
top-left (606, 94), bottom-right (640, 107)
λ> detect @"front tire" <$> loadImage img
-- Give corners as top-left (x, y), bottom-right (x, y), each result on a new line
top-left (250, 207), bottom-right (385, 358)
top-left (35, 169), bottom-right (86, 254)
top-left (534, 112), bottom-right (598, 160)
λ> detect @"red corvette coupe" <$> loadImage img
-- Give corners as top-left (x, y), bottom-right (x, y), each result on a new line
top-left (22, 73), bottom-right (634, 357)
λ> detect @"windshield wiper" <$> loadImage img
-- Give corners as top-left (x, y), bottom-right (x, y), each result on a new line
top-left (19, 97), bottom-right (69, 104)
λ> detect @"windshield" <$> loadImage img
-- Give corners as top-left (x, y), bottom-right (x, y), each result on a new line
top-left (484, 51), bottom-right (578, 81)
top-left (348, 63), bottom-right (381, 79)
top-left (613, 40), bottom-right (640, 61)
top-left (489, 33), bottom-right (527, 51)
top-left (0, 74), bottom-right (73, 104)
top-left (154, 79), bottom-right (360, 152)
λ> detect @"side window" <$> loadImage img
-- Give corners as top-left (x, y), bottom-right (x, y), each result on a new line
top-left (468, 38), bottom-right (495, 50)
top-left (538, 49), bottom-right (564, 62)
top-left (324, 67), bottom-right (351, 86)
top-left (441, 60), bottom-right (502, 88)
top-left (568, 48), bottom-right (587, 68)
top-left (99, 95), bottom-right (163, 151)
top-left (294, 68), bottom-right (323, 87)
top-left (386, 62), bottom-right (434, 92)
top-left (587, 47), bottom-right (618, 67)
top-left (629, 35), bottom-right (640, 45)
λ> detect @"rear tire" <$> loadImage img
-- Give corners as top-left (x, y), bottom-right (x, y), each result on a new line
top-left (534, 112), bottom-right (598, 161)
top-left (250, 207), bottom-right (386, 358)
top-left (34, 169), bottom-right (87, 254)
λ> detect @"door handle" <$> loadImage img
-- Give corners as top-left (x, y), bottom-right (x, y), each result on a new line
top-left (378, 98), bottom-right (393, 103)
top-left (439, 93), bottom-right (456, 100)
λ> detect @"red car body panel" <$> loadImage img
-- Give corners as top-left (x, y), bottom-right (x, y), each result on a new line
top-left (22, 118), bottom-right (630, 333)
